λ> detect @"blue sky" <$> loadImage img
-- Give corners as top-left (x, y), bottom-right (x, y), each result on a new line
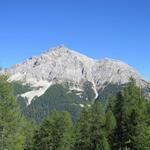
top-left (0, 0), bottom-right (150, 80)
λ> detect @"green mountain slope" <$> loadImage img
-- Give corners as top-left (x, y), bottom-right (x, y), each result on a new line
top-left (12, 81), bottom-right (150, 123)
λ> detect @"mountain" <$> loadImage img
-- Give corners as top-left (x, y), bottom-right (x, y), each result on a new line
top-left (1, 45), bottom-right (150, 122)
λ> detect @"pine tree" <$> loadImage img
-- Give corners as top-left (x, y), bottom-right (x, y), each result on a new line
top-left (111, 78), bottom-right (150, 150)
top-left (23, 119), bottom-right (37, 150)
top-left (74, 102), bottom-right (110, 150)
top-left (0, 75), bottom-right (25, 150)
top-left (33, 109), bottom-right (73, 150)
top-left (74, 107), bottom-right (91, 150)
top-left (110, 91), bottom-right (127, 149)
top-left (105, 105), bottom-right (116, 145)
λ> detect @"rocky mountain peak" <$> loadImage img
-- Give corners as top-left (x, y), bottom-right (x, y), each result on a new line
top-left (47, 44), bottom-right (70, 54)
top-left (1, 45), bottom-right (150, 103)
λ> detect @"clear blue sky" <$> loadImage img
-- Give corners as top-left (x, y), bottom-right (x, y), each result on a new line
top-left (0, 0), bottom-right (150, 80)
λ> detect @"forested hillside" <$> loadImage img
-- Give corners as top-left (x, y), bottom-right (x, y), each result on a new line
top-left (12, 81), bottom-right (96, 122)
top-left (0, 76), bottom-right (150, 149)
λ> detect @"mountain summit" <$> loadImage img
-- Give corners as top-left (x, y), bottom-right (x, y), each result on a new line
top-left (2, 45), bottom-right (150, 103)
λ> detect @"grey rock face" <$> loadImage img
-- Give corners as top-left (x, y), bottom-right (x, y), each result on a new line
top-left (2, 45), bottom-right (150, 102)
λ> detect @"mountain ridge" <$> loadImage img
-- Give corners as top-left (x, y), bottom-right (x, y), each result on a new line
top-left (1, 45), bottom-right (150, 104)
